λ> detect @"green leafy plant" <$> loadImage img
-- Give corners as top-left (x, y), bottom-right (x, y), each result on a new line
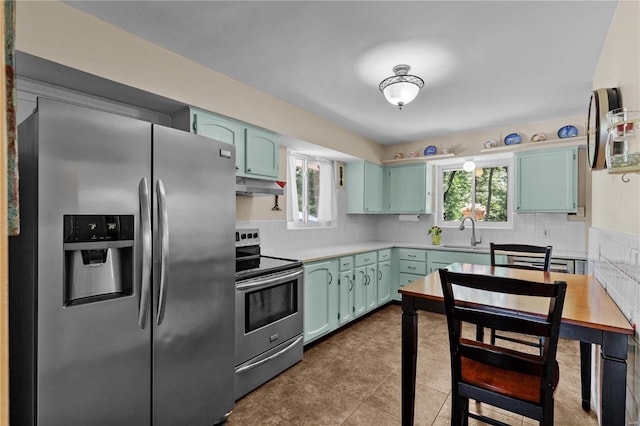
top-left (428, 226), bottom-right (442, 236)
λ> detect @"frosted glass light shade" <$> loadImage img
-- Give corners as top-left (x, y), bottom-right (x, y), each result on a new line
top-left (382, 82), bottom-right (421, 107)
top-left (379, 64), bottom-right (424, 109)
top-left (463, 160), bottom-right (476, 172)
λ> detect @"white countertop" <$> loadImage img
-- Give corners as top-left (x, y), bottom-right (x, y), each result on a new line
top-left (266, 242), bottom-right (587, 263)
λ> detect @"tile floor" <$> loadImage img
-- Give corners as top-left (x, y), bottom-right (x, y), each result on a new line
top-left (228, 304), bottom-right (599, 425)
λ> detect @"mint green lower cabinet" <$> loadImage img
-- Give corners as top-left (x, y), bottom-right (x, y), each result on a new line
top-left (427, 250), bottom-right (491, 274)
top-left (353, 266), bottom-right (367, 318)
top-left (377, 260), bottom-right (391, 305)
top-left (338, 268), bottom-right (354, 326)
top-left (365, 264), bottom-right (378, 311)
top-left (303, 260), bottom-right (339, 344)
top-left (515, 147), bottom-right (577, 213)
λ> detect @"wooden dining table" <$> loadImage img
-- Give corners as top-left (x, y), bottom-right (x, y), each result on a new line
top-left (399, 263), bottom-right (634, 426)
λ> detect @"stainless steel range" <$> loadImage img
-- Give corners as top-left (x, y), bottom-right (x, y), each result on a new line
top-left (234, 229), bottom-right (304, 400)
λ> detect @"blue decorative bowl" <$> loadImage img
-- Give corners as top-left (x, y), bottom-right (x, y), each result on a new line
top-left (424, 145), bottom-right (437, 155)
top-left (557, 125), bottom-right (578, 138)
top-left (504, 133), bottom-right (521, 145)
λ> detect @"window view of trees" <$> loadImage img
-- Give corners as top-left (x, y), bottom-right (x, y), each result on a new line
top-left (442, 166), bottom-right (508, 222)
top-left (295, 159), bottom-right (321, 222)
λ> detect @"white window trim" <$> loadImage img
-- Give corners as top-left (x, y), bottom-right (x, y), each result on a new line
top-left (286, 152), bottom-right (337, 230)
top-left (435, 156), bottom-right (515, 229)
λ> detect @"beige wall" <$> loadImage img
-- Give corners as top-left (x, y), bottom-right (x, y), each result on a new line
top-left (382, 114), bottom-right (584, 160)
top-left (15, 1), bottom-right (383, 164)
top-left (591, 0), bottom-right (640, 234)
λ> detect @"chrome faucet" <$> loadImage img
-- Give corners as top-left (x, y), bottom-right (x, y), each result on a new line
top-left (459, 217), bottom-right (482, 247)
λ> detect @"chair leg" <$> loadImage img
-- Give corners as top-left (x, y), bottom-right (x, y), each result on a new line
top-left (490, 328), bottom-right (496, 345)
top-left (451, 391), bottom-right (469, 426)
top-left (541, 398), bottom-right (554, 426)
top-left (475, 324), bottom-right (484, 342)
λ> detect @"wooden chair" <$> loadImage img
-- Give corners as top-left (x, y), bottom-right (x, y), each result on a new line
top-left (439, 269), bottom-right (566, 426)
top-left (490, 243), bottom-right (552, 272)
top-left (481, 243), bottom-right (553, 351)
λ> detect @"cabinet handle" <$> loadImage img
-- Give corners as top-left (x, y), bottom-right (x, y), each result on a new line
top-left (408, 266), bottom-right (416, 270)
top-left (408, 254), bottom-right (416, 258)
top-left (328, 272), bottom-right (333, 285)
top-left (348, 278), bottom-right (353, 291)
top-left (247, 168), bottom-right (252, 172)
top-left (235, 166), bottom-right (239, 171)
top-left (364, 258), bottom-right (370, 262)
top-left (378, 271), bottom-right (382, 280)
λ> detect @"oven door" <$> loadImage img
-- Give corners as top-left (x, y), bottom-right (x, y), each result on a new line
top-left (235, 268), bottom-right (304, 365)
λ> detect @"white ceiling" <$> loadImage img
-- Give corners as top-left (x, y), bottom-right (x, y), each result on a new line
top-left (65, 1), bottom-right (617, 146)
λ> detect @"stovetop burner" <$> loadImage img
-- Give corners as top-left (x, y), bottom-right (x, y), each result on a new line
top-left (235, 228), bottom-right (302, 281)
top-left (235, 255), bottom-right (303, 281)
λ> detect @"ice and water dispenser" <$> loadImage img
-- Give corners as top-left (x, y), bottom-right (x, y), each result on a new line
top-left (63, 215), bottom-right (134, 306)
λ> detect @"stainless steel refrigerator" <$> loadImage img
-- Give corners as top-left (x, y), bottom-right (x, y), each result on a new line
top-left (10, 98), bottom-right (236, 425)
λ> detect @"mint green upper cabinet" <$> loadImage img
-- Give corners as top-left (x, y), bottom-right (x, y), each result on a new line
top-left (515, 147), bottom-right (578, 213)
top-left (182, 108), bottom-right (279, 179)
top-left (346, 161), bottom-right (384, 213)
top-left (245, 127), bottom-right (280, 179)
top-left (191, 110), bottom-right (245, 174)
top-left (303, 260), bottom-right (339, 344)
top-left (387, 163), bottom-right (432, 213)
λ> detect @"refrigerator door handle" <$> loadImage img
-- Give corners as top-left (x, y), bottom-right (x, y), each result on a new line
top-left (138, 178), bottom-right (152, 329)
top-left (156, 179), bottom-right (170, 325)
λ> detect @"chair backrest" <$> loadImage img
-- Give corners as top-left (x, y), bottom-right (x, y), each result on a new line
top-left (438, 269), bottom-right (567, 408)
top-left (490, 243), bottom-right (553, 271)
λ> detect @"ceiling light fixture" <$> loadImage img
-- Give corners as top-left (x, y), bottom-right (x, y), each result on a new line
top-left (379, 64), bottom-right (424, 109)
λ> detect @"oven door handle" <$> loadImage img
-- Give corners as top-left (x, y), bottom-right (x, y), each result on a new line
top-left (235, 335), bottom-right (304, 374)
top-left (236, 269), bottom-right (304, 292)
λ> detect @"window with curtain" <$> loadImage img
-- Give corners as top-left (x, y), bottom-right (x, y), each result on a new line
top-left (437, 158), bottom-right (514, 228)
top-left (287, 152), bottom-right (337, 229)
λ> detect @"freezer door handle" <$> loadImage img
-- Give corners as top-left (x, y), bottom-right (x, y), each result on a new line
top-left (156, 179), bottom-right (169, 326)
top-left (138, 178), bottom-right (152, 329)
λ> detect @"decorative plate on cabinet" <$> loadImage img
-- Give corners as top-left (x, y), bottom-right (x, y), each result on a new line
top-left (504, 133), bottom-right (521, 145)
top-left (557, 125), bottom-right (578, 138)
top-left (424, 145), bottom-right (437, 155)
top-left (587, 88), bottom-right (620, 170)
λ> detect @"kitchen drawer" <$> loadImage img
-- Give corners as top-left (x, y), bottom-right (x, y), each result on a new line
top-left (354, 251), bottom-right (376, 267)
top-left (399, 273), bottom-right (422, 287)
top-left (396, 248), bottom-right (426, 262)
top-left (399, 259), bottom-right (426, 276)
top-left (339, 256), bottom-right (354, 271)
top-left (378, 249), bottom-right (391, 262)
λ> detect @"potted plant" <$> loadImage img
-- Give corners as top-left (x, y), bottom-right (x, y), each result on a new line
top-left (428, 226), bottom-right (442, 245)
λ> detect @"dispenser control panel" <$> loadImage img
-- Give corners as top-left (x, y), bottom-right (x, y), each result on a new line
top-left (64, 215), bottom-right (134, 243)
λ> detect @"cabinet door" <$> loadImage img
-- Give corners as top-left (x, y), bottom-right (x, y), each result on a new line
top-left (515, 147), bottom-right (577, 213)
top-left (192, 111), bottom-right (245, 175)
top-left (338, 270), bottom-right (354, 325)
top-left (303, 260), bottom-right (338, 343)
top-left (245, 128), bottom-right (279, 178)
top-left (353, 266), bottom-right (367, 318)
top-left (388, 164), bottom-right (430, 213)
top-left (377, 260), bottom-right (391, 305)
top-left (364, 162), bottom-right (384, 212)
top-left (365, 264), bottom-right (378, 312)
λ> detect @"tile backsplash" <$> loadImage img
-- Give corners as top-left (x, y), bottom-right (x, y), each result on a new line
top-left (240, 188), bottom-right (588, 256)
top-left (588, 227), bottom-right (640, 424)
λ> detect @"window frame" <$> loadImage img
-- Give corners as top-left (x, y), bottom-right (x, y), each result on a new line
top-left (435, 156), bottom-right (515, 229)
top-left (287, 152), bottom-right (337, 230)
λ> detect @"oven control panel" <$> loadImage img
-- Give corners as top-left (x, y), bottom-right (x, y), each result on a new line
top-left (236, 228), bottom-right (260, 247)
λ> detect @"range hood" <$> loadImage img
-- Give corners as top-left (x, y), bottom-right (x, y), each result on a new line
top-left (236, 177), bottom-right (285, 196)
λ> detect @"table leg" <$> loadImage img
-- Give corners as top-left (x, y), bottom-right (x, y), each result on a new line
top-left (600, 332), bottom-right (628, 426)
top-left (402, 296), bottom-right (418, 426)
top-left (580, 341), bottom-right (591, 411)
